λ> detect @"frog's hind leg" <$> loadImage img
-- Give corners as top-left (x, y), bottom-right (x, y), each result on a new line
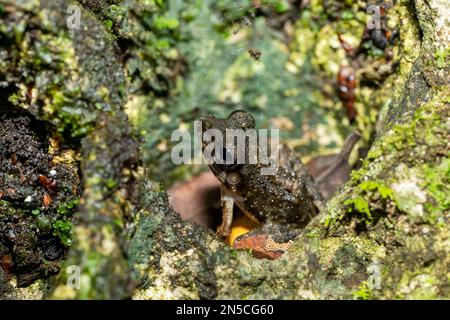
top-left (229, 192), bottom-right (260, 226)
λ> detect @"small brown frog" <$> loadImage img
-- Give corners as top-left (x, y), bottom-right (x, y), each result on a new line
top-left (200, 111), bottom-right (325, 241)
top-left (201, 111), bottom-right (361, 259)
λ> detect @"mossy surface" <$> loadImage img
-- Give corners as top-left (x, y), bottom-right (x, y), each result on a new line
top-left (1, 0), bottom-right (137, 299)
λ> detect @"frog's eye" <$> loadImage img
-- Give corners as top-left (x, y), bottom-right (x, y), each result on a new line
top-left (213, 147), bottom-right (243, 172)
top-left (228, 110), bottom-right (255, 130)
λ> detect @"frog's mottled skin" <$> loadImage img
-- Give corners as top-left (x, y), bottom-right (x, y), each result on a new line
top-left (201, 110), bottom-right (323, 239)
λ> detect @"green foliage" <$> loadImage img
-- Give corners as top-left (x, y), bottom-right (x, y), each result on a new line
top-left (352, 282), bottom-right (372, 300)
top-left (57, 198), bottom-right (80, 216)
top-left (362, 41), bottom-right (385, 58)
top-left (359, 181), bottom-right (394, 199)
top-left (344, 196), bottom-right (371, 218)
top-left (52, 220), bottom-right (73, 247)
top-left (153, 15), bottom-right (180, 30)
top-left (105, 178), bottom-right (118, 190)
top-left (422, 158), bottom-right (450, 222)
top-left (342, 181), bottom-right (393, 222)
top-left (273, 0), bottom-right (290, 13)
top-left (36, 215), bottom-right (52, 232)
top-left (341, 10), bottom-right (354, 20)
top-left (103, 19), bottom-right (113, 30)
top-left (434, 48), bottom-right (450, 69)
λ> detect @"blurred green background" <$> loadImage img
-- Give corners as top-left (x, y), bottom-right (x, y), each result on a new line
top-left (123, 0), bottom-right (390, 186)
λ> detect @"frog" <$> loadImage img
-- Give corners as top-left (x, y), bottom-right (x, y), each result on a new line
top-left (200, 110), bottom-right (326, 242)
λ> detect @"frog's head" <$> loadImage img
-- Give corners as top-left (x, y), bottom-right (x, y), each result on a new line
top-left (200, 110), bottom-right (256, 190)
top-left (201, 110), bottom-right (255, 133)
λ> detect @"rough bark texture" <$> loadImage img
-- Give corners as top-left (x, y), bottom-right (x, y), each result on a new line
top-left (0, 0), bottom-right (448, 299)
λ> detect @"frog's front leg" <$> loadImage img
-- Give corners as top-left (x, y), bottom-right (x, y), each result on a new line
top-left (217, 185), bottom-right (261, 238)
top-left (217, 185), bottom-right (235, 238)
